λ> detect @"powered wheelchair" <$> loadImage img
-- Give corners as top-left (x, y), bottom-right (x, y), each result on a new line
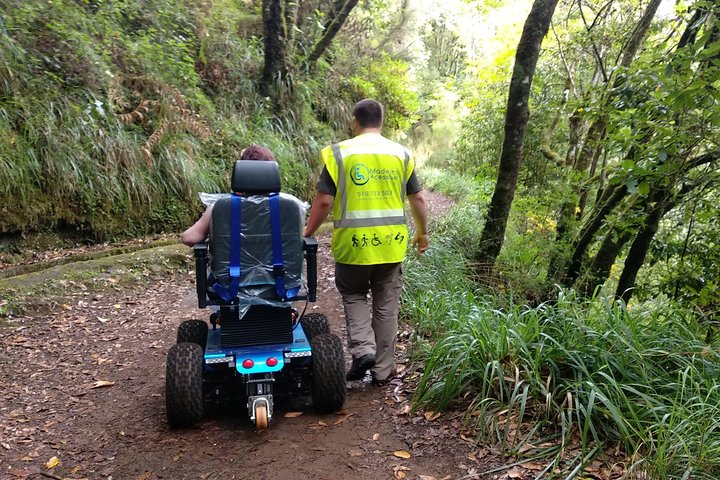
top-left (165, 160), bottom-right (346, 430)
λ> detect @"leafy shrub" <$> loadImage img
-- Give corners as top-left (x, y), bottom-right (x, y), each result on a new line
top-left (403, 198), bottom-right (720, 478)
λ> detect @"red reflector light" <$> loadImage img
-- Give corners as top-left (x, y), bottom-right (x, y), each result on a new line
top-left (266, 357), bottom-right (278, 367)
top-left (242, 359), bottom-right (254, 369)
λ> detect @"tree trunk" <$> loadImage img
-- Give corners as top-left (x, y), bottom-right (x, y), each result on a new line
top-left (475, 0), bottom-right (559, 268)
top-left (562, 183), bottom-right (627, 286)
top-left (284, 0), bottom-right (300, 52)
top-left (615, 196), bottom-right (668, 303)
top-left (260, 0), bottom-right (286, 97)
top-left (577, 227), bottom-right (633, 297)
top-left (306, 0), bottom-right (359, 71)
top-left (619, 0), bottom-right (662, 68)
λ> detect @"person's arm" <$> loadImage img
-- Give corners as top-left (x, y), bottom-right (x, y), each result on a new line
top-left (408, 190), bottom-right (429, 254)
top-left (304, 192), bottom-right (334, 237)
top-left (181, 208), bottom-right (211, 246)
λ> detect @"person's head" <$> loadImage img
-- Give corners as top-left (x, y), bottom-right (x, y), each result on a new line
top-left (352, 99), bottom-right (384, 134)
top-left (240, 144), bottom-right (275, 161)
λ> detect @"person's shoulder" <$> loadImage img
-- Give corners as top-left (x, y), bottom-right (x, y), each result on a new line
top-left (379, 137), bottom-right (410, 159)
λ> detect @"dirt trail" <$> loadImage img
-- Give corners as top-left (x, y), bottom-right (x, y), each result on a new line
top-left (1, 192), bottom-right (501, 480)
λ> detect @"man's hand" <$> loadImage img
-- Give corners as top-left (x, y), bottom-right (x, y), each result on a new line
top-left (412, 232), bottom-right (429, 254)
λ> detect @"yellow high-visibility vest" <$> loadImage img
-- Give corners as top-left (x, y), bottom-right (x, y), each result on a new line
top-left (321, 133), bottom-right (413, 265)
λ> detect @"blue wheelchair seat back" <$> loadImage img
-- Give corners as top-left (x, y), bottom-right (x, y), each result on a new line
top-left (209, 160), bottom-right (303, 303)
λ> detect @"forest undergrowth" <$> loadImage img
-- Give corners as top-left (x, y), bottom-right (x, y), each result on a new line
top-left (403, 170), bottom-right (720, 479)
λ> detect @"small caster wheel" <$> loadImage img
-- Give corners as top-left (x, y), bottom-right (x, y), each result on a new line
top-left (255, 403), bottom-right (268, 431)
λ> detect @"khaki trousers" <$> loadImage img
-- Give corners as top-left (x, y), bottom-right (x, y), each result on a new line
top-left (335, 262), bottom-right (403, 380)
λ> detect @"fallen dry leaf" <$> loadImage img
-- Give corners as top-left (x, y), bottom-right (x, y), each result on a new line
top-left (522, 460), bottom-right (545, 471)
top-left (334, 413), bottom-right (356, 425)
top-left (393, 450), bottom-right (411, 459)
top-left (506, 466), bottom-right (525, 478)
top-left (418, 476), bottom-right (437, 480)
top-left (372, 433), bottom-right (380, 441)
top-left (424, 411), bottom-right (441, 421)
top-left (349, 449), bottom-right (363, 457)
top-left (393, 465), bottom-right (410, 479)
top-left (91, 380), bottom-right (115, 389)
top-left (284, 411), bottom-right (303, 418)
top-left (397, 405), bottom-right (411, 415)
top-left (45, 456), bottom-right (59, 469)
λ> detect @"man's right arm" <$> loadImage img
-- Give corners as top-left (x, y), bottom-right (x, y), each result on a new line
top-left (304, 192), bottom-right (334, 237)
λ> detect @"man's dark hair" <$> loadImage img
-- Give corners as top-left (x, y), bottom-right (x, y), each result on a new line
top-left (240, 144), bottom-right (275, 161)
top-left (353, 99), bottom-right (384, 128)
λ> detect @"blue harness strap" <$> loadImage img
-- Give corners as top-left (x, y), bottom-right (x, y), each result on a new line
top-left (213, 194), bottom-right (242, 302)
top-left (268, 193), bottom-right (288, 300)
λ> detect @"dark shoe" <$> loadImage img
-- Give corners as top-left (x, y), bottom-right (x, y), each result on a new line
top-left (346, 354), bottom-right (376, 381)
top-left (371, 367), bottom-right (398, 386)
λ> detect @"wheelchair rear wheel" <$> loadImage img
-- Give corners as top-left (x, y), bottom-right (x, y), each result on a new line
top-left (166, 343), bottom-right (204, 427)
top-left (310, 333), bottom-right (346, 413)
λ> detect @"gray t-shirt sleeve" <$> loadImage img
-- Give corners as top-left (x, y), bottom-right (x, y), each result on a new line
top-left (316, 167), bottom-right (337, 195)
top-left (315, 167), bottom-right (423, 195)
top-left (406, 170), bottom-right (422, 195)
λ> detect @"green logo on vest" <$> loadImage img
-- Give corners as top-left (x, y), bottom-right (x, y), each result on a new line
top-left (350, 164), bottom-right (370, 186)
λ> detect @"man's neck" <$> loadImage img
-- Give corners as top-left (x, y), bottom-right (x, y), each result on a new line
top-left (355, 127), bottom-right (382, 136)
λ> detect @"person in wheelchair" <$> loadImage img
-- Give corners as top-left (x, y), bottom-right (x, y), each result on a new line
top-left (181, 145), bottom-right (276, 247)
top-left (167, 154), bottom-right (345, 430)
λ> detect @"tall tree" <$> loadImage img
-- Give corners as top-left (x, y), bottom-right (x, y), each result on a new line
top-left (566, 3), bottom-right (720, 300)
top-left (546, 0), bottom-right (663, 285)
top-left (475, 0), bottom-right (560, 269)
top-left (305, 0), bottom-right (360, 71)
top-left (260, 0), bottom-right (286, 97)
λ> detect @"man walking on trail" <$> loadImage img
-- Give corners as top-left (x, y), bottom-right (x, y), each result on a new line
top-left (304, 99), bottom-right (429, 385)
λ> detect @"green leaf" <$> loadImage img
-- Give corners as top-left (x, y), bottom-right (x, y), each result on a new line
top-left (621, 160), bottom-right (635, 170)
top-left (619, 126), bottom-right (632, 142)
top-left (638, 182), bottom-right (650, 196)
top-left (701, 40), bottom-right (720, 59)
top-left (625, 178), bottom-right (638, 194)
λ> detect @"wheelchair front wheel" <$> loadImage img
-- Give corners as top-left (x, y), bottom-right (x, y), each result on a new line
top-left (255, 403), bottom-right (268, 431)
top-left (300, 313), bottom-right (330, 341)
top-left (177, 320), bottom-right (208, 351)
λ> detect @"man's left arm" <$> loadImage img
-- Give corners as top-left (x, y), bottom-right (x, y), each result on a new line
top-left (408, 191), bottom-right (429, 254)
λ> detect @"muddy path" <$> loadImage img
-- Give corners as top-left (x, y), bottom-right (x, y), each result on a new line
top-left (1, 192), bottom-right (504, 480)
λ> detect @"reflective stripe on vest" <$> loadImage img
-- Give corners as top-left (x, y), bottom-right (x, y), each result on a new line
top-left (330, 143), bottom-right (410, 229)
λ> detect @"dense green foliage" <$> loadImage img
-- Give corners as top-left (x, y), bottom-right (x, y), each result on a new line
top-left (403, 170), bottom-right (720, 478)
top-left (446, 0), bottom-right (720, 312)
top-left (0, 0), bottom-right (422, 240)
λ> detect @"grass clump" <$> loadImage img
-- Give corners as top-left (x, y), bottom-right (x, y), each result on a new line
top-left (402, 201), bottom-right (720, 478)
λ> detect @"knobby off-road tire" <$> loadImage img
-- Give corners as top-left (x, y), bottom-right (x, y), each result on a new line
top-left (177, 320), bottom-right (208, 350)
top-left (310, 333), bottom-right (346, 413)
top-left (300, 313), bottom-right (330, 341)
top-left (166, 342), bottom-right (204, 427)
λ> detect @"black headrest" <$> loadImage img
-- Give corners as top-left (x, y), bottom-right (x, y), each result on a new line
top-left (231, 160), bottom-right (281, 194)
